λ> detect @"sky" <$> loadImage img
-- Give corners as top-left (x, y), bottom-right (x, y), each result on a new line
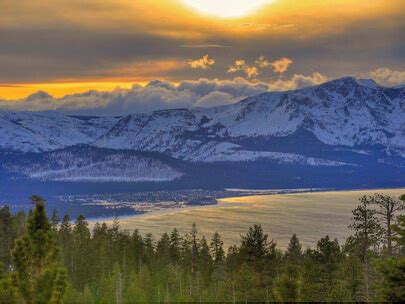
top-left (0, 0), bottom-right (404, 114)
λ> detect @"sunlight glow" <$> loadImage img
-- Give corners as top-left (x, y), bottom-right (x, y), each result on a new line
top-left (180, 0), bottom-right (273, 18)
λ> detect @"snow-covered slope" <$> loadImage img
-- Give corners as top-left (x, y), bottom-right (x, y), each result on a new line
top-left (0, 77), bottom-right (404, 165)
top-left (95, 77), bottom-right (404, 161)
top-left (0, 111), bottom-right (119, 152)
top-left (2, 146), bottom-right (182, 182)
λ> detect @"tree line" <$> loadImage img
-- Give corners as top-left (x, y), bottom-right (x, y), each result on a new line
top-left (0, 193), bottom-right (404, 303)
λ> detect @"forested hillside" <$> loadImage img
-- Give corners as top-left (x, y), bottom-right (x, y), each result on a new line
top-left (0, 194), bottom-right (404, 303)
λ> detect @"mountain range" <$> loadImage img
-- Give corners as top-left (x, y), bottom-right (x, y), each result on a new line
top-left (0, 77), bottom-right (404, 190)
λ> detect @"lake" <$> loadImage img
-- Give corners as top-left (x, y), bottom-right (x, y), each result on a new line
top-left (89, 188), bottom-right (405, 250)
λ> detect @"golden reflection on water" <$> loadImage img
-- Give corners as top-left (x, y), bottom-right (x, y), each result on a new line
top-left (94, 188), bottom-right (405, 250)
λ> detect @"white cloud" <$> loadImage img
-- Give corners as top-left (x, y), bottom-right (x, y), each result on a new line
top-left (0, 73), bottom-right (329, 115)
top-left (361, 68), bottom-right (405, 87)
top-left (268, 72), bottom-right (328, 91)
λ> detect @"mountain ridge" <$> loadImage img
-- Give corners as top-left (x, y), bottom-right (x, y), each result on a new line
top-left (0, 77), bottom-right (404, 185)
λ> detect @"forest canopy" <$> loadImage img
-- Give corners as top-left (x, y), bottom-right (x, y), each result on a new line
top-left (0, 193), bottom-right (404, 303)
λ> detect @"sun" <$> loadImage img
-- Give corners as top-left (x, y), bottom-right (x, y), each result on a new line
top-left (180, 0), bottom-right (273, 18)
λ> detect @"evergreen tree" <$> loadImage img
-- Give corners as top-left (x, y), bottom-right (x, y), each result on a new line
top-left (350, 196), bottom-right (384, 301)
top-left (11, 196), bottom-right (67, 303)
top-left (369, 194), bottom-right (405, 255)
top-left (375, 257), bottom-right (405, 301)
top-left (51, 209), bottom-right (60, 232)
top-left (330, 255), bottom-right (363, 301)
top-left (198, 236), bottom-right (213, 284)
top-left (125, 271), bottom-right (148, 303)
top-left (210, 231), bottom-right (225, 264)
top-left (350, 196), bottom-right (383, 261)
top-left (286, 234), bottom-right (302, 263)
top-left (58, 215), bottom-right (73, 276)
top-left (240, 224), bottom-right (269, 264)
top-left (169, 228), bottom-right (182, 264)
top-left (0, 262), bottom-right (18, 303)
top-left (273, 234), bottom-right (303, 302)
top-left (71, 215), bottom-right (91, 290)
top-left (273, 262), bottom-right (302, 302)
top-left (156, 233), bottom-right (171, 267)
top-left (190, 223), bottom-right (199, 275)
top-left (0, 205), bottom-right (16, 268)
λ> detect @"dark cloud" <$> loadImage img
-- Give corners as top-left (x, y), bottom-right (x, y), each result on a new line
top-left (0, 0), bottom-right (403, 85)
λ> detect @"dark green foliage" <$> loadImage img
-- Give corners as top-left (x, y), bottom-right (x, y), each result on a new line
top-left (0, 206), bottom-right (16, 268)
top-left (375, 257), bottom-right (405, 301)
top-left (11, 196), bottom-right (68, 303)
top-left (0, 262), bottom-right (18, 303)
top-left (210, 231), bottom-right (225, 264)
top-left (350, 196), bottom-right (383, 261)
top-left (0, 192), bottom-right (404, 302)
top-left (273, 234), bottom-right (303, 302)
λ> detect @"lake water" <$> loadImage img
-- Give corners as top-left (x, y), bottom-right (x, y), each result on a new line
top-left (89, 188), bottom-right (405, 250)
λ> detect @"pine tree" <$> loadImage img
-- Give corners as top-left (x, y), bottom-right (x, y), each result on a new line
top-left (156, 233), bottom-right (171, 267)
top-left (0, 205), bottom-right (16, 268)
top-left (198, 236), bottom-right (213, 284)
top-left (190, 223), bottom-right (199, 275)
top-left (240, 224), bottom-right (269, 263)
top-left (125, 271), bottom-right (148, 303)
top-left (58, 215), bottom-right (73, 275)
top-left (210, 231), bottom-right (225, 264)
top-left (286, 234), bottom-right (302, 263)
top-left (375, 257), bottom-right (405, 301)
top-left (350, 196), bottom-right (383, 261)
top-left (0, 262), bottom-right (18, 303)
top-left (71, 215), bottom-right (91, 290)
top-left (169, 228), bottom-right (182, 264)
top-left (273, 262), bottom-right (302, 302)
top-left (11, 196), bottom-right (67, 303)
top-left (369, 194), bottom-right (405, 256)
top-left (350, 196), bottom-right (384, 301)
top-left (273, 234), bottom-right (303, 302)
top-left (51, 209), bottom-right (60, 232)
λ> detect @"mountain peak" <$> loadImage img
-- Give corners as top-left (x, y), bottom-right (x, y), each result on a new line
top-left (323, 77), bottom-right (379, 89)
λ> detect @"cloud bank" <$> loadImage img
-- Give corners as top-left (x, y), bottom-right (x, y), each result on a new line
top-left (1, 68), bottom-right (403, 116)
top-left (0, 73), bottom-right (329, 115)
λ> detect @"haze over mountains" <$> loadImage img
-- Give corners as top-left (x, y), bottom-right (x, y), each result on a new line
top-left (0, 77), bottom-right (404, 187)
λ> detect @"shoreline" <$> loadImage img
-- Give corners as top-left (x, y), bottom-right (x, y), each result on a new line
top-left (87, 186), bottom-right (405, 224)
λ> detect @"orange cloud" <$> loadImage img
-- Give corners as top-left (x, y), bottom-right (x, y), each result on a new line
top-left (255, 56), bottom-right (271, 68)
top-left (228, 60), bottom-right (259, 78)
top-left (271, 57), bottom-right (293, 74)
top-left (187, 55), bottom-right (215, 70)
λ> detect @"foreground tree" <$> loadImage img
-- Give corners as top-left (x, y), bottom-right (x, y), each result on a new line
top-left (0, 262), bottom-right (18, 303)
top-left (375, 257), bottom-right (405, 301)
top-left (369, 194), bottom-right (405, 255)
top-left (0, 206), bottom-right (16, 268)
top-left (350, 196), bottom-right (383, 261)
top-left (11, 196), bottom-right (67, 303)
top-left (349, 196), bottom-right (385, 301)
top-left (273, 235), bottom-right (303, 302)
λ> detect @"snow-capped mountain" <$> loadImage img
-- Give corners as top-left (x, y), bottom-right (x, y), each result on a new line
top-left (1, 146), bottom-right (182, 182)
top-left (93, 78), bottom-right (402, 162)
top-left (0, 77), bottom-right (404, 184)
top-left (0, 111), bottom-right (119, 152)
